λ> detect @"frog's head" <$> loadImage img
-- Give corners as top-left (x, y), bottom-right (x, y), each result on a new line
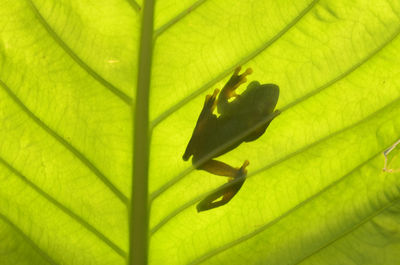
top-left (246, 81), bottom-right (279, 114)
top-left (262, 83), bottom-right (279, 109)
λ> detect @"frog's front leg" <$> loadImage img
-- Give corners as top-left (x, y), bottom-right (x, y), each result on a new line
top-left (217, 66), bottom-right (253, 115)
top-left (183, 88), bottom-right (220, 161)
top-left (196, 160), bottom-right (249, 212)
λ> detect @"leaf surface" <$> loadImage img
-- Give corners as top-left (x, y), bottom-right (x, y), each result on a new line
top-left (1, 0), bottom-right (400, 265)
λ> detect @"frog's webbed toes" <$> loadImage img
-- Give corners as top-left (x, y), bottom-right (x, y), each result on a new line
top-left (236, 160), bottom-right (249, 178)
top-left (238, 67), bottom-right (253, 84)
top-left (233, 66), bottom-right (253, 78)
top-left (222, 67), bottom-right (253, 100)
top-left (235, 67), bottom-right (253, 86)
top-left (203, 88), bottom-right (220, 112)
top-left (227, 160), bottom-right (249, 181)
top-left (233, 66), bottom-right (242, 75)
top-left (195, 159), bottom-right (249, 212)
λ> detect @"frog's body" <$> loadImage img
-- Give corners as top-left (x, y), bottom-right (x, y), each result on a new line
top-left (183, 67), bottom-right (280, 211)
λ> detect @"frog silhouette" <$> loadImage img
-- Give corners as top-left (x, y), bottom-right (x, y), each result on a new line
top-left (183, 67), bottom-right (280, 212)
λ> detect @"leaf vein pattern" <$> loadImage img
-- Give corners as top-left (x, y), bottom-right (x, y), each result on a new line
top-left (294, 198), bottom-right (400, 265)
top-left (149, 20), bottom-right (400, 201)
top-left (150, 0), bottom-right (320, 128)
top-left (26, 0), bottom-right (132, 105)
top-left (154, 0), bottom-right (209, 38)
top-left (150, 95), bottom-right (400, 235)
top-left (0, 157), bottom-right (127, 258)
top-left (0, 213), bottom-right (58, 265)
top-left (188, 150), bottom-right (398, 265)
top-left (0, 79), bottom-right (128, 204)
top-left (280, 23), bottom-right (400, 113)
top-left (126, 0), bottom-right (141, 12)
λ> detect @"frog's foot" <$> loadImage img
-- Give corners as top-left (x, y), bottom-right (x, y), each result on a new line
top-left (233, 67), bottom-right (253, 91)
top-left (203, 88), bottom-right (220, 113)
top-left (234, 160), bottom-right (249, 179)
top-left (196, 160), bottom-right (249, 212)
top-left (226, 160), bottom-right (249, 187)
top-left (383, 168), bottom-right (400, 173)
top-left (221, 66), bottom-right (253, 100)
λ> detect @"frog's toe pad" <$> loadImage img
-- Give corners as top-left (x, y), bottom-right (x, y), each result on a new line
top-left (204, 88), bottom-right (220, 110)
top-left (237, 160), bottom-right (249, 177)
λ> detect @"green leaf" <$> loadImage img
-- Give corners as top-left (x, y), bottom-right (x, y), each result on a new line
top-left (1, 0), bottom-right (400, 265)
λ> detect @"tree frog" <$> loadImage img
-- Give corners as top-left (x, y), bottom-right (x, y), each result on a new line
top-left (183, 66), bottom-right (280, 212)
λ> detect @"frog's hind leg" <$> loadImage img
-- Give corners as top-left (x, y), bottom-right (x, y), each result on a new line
top-left (198, 159), bottom-right (249, 178)
top-left (196, 161), bottom-right (248, 212)
top-left (196, 176), bottom-right (246, 212)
